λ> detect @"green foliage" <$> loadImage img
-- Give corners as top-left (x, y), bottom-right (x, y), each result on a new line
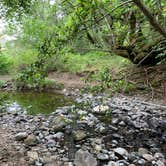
top-left (84, 67), bottom-right (136, 94)
top-left (0, 53), bottom-right (12, 74)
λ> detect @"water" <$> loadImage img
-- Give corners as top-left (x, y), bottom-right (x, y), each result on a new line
top-left (0, 91), bottom-right (73, 115)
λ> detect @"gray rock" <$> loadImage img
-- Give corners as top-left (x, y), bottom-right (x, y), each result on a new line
top-left (74, 149), bottom-right (97, 166)
top-left (73, 130), bottom-right (87, 141)
top-left (97, 153), bottom-right (109, 160)
top-left (154, 153), bottom-right (165, 159)
top-left (27, 151), bottom-right (39, 161)
top-left (15, 132), bottom-right (28, 141)
top-left (119, 121), bottom-right (126, 126)
top-left (52, 116), bottom-right (69, 131)
top-left (24, 134), bottom-right (38, 146)
top-left (138, 148), bottom-right (149, 155)
top-left (137, 159), bottom-right (146, 165)
top-left (113, 148), bottom-right (128, 159)
top-left (142, 154), bottom-right (154, 161)
top-left (107, 161), bottom-right (118, 166)
top-left (156, 160), bottom-right (165, 166)
top-left (95, 123), bottom-right (108, 134)
top-left (53, 132), bottom-right (64, 140)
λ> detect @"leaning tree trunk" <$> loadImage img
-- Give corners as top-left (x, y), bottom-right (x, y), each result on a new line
top-left (132, 0), bottom-right (166, 38)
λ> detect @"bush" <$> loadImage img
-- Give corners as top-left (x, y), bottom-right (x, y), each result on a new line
top-left (0, 53), bottom-right (12, 74)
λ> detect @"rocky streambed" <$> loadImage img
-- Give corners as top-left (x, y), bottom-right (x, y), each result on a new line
top-left (0, 91), bottom-right (166, 166)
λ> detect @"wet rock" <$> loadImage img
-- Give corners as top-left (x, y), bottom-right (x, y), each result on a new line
top-left (15, 132), bottom-right (28, 141)
top-left (113, 148), bottom-right (128, 159)
top-left (24, 134), bottom-right (38, 146)
top-left (73, 130), bottom-right (87, 141)
top-left (97, 153), bottom-right (109, 161)
top-left (74, 149), bottom-right (97, 166)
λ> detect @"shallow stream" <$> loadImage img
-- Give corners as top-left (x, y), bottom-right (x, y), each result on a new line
top-left (0, 91), bottom-right (74, 115)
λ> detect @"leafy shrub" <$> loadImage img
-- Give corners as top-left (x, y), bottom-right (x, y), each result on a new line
top-left (0, 53), bottom-right (12, 74)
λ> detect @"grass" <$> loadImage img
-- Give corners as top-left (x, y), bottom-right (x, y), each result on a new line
top-left (53, 51), bottom-right (130, 73)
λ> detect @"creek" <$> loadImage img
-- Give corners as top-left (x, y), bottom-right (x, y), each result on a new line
top-left (0, 91), bottom-right (74, 115)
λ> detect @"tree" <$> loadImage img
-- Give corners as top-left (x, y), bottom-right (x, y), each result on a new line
top-left (0, 0), bottom-right (165, 66)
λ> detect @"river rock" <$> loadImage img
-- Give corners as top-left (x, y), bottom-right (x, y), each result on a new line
top-left (156, 160), bottom-right (165, 166)
top-left (15, 132), bottom-right (28, 141)
top-left (52, 116), bottom-right (68, 131)
top-left (27, 151), bottom-right (39, 161)
top-left (24, 134), bottom-right (38, 146)
top-left (154, 152), bottom-right (165, 159)
top-left (73, 130), bottom-right (87, 141)
top-left (138, 148), bottom-right (149, 155)
top-left (113, 148), bottom-right (128, 159)
top-left (53, 132), bottom-right (64, 141)
top-left (142, 154), bottom-right (154, 161)
top-left (97, 153), bottom-right (109, 160)
top-left (74, 149), bottom-right (97, 166)
top-left (106, 161), bottom-right (118, 166)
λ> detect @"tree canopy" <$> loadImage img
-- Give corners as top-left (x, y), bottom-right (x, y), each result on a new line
top-left (0, 0), bottom-right (166, 66)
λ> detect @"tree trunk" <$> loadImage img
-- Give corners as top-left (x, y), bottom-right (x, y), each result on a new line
top-left (132, 0), bottom-right (166, 38)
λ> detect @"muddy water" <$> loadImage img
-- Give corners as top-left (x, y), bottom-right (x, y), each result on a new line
top-left (0, 91), bottom-right (74, 115)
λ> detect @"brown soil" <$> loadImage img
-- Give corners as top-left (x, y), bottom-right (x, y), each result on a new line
top-left (0, 127), bottom-right (28, 166)
top-left (48, 71), bottom-right (86, 88)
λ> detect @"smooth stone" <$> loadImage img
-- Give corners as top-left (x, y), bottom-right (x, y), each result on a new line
top-left (15, 132), bottom-right (28, 141)
top-left (138, 148), bottom-right (149, 155)
top-left (118, 121), bottom-right (126, 126)
top-left (107, 161), bottom-right (118, 166)
top-left (94, 144), bottom-right (102, 152)
top-left (137, 159), bottom-right (146, 165)
top-left (73, 130), bottom-right (87, 141)
top-left (52, 116), bottom-right (68, 131)
top-left (113, 148), bottom-right (128, 159)
top-left (142, 154), bottom-right (154, 161)
top-left (154, 153), bottom-right (165, 159)
top-left (27, 151), bottom-right (39, 161)
top-left (156, 160), bottom-right (165, 166)
top-left (74, 149), bottom-right (97, 166)
top-left (24, 134), bottom-right (38, 146)
top-left (53, 132), bottom-right (64, 140)
top-left (97, 153), bottom-right (109, 160)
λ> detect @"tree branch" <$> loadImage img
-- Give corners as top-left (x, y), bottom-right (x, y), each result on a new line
top-left (132, 0), bottom-right (166, 38)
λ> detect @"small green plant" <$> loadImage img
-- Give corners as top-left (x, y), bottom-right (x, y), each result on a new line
top-left (0, 53), bottom-right (12, 74)
top-left (0, 80), bottom-right (5, 88)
